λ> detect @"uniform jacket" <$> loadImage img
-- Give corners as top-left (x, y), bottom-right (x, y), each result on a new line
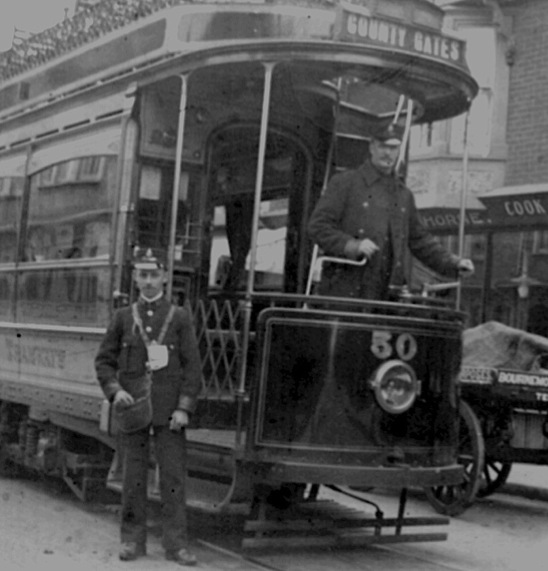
top-left (95, 297), bottom-right (202, 425)
top-left (308, 160), bottom-right (460, 300)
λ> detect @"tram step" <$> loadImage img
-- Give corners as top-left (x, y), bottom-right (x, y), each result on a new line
top-left (242, 499), bottom-right (449, 550)
top-left (241, 531), bottom-right (448, 550)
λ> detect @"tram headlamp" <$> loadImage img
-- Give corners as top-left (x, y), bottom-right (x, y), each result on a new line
top-left (370, 360), bottom-right (420, 414)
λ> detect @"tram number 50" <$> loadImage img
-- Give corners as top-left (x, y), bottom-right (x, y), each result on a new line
top-left (370, 330), bottom-right (417, 361)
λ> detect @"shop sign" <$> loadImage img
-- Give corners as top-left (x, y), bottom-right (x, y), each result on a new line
top-left (479, 193), bottom-right (548, 228)
top-left (418, 208), bottom-right (491, 232)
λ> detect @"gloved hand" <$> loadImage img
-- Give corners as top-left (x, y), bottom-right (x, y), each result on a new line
top-left (113, 389), bottom-right (134, 408)
top-left (457, 258), bottom-right (475, 276)
top-left (357, 238), bottom-right (380, 259)
top-left (170, 409), bottom-right (190, 432)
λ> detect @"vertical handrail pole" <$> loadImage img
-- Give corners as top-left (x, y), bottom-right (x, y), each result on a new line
top-left (305, 78), bottom-right (342, 298)
top-left (305, 132), bottom-right (338, 297)
top-left (245, 63), bottom-right (275, 298)
top-left (235, 63), bottom-right (275, 447)
top-left (456, 110), bottom-right (470, 310)
top-left (395, 98), bottom-right (413, 176)
top-left (167, 73), bottom-right (189, 301)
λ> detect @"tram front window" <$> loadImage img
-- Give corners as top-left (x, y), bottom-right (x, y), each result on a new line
top-left (207, 126), bottom-right (310, 295)
top-left (210, 197), bottom-right (287, 291)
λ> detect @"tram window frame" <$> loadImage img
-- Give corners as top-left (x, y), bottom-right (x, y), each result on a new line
top-left (0, 176), bottom-right (24, 264)
top-left (17, 154), bottom-right (117, 327)
top-left (24, 155), bottom-right (117, 262)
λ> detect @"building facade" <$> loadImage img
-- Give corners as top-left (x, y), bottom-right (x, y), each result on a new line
top-left (410, 0), bottom-right (548, 334)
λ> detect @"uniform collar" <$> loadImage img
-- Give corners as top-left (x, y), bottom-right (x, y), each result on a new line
top-left (138, 292), bottom-right (164, 309)
top-left (359, 159), bottom-right (398, 187)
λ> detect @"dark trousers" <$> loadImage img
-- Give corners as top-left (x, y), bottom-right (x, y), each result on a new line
top-left (120, 425), bottom-right (189, 552)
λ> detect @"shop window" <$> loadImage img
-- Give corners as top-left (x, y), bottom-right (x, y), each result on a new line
top-left (55, 159), bottom-right (79, 184)
top-left (533, 230), bottom-right (548, 255)
top-left (79, 156), bottom-right (105, 182)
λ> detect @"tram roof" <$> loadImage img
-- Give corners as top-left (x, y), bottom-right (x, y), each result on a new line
top-left (0, 0), bottom-right (477, 125)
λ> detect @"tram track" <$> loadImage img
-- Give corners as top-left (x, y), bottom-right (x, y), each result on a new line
top-left (197, 534), bottom-right (480, 571)
top-left (197, 539), bottom-right (285, 571)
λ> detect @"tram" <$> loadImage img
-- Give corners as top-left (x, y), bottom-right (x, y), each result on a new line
top-left (0, 0), bottom-right (477, 549)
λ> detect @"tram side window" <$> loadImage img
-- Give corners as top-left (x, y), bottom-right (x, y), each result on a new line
top-left (25, 156), bottom-right (115, 261)
top-left (0, 176), bottom-right (23, 321)
top-left (0, 176), bottom-right (24, 263)
top-left (17, 156), bottom-right (117, 326)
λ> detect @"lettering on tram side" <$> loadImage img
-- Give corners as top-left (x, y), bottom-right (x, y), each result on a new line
top-left (5, 337), bottom-right (66, 369)
top-left (498, 370), bottom-right (548, 389)
top-left (536, 392), bottom-right (548, 402)
top-left (338, 9), bottom-right (465, 66)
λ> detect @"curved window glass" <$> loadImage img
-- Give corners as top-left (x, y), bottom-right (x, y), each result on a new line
top-left (25, 155), bottom-right (116, 261)
top-left (18, 155), bottom-right (117, 327)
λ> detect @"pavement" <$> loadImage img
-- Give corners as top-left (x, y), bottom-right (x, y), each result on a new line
top-left (501, 463), bottom-right (548, 502)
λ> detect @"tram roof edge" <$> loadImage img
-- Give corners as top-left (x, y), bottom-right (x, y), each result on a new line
top-left (0, 1), bottom-right (477, 123)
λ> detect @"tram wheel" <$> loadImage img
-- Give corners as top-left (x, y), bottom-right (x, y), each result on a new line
top-left (476, 460), bottom-right (512, 498)
top-left (424, 400), bottom-right (484, 516)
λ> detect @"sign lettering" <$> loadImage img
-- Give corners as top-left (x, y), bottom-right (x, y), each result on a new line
top-left (419, 209), bottom-right (490, 231)
top-left (503, 198), bottom-right (547, 217)
top-left (498, 370), bottom-right (548, 389)
top-left (338, 10), bottom-right (465, 66)
top-left (460, 366), bottom-right (496, 385)
top-left (5, 337), bottom-right (66, 369)
top-left (478, 192), bottom-right (548, 229)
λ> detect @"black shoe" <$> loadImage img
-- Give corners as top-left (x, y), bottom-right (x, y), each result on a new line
top-left (119, 542), bottom-right (146, 561)
top-left (165, 548), bottom-right (197, 566)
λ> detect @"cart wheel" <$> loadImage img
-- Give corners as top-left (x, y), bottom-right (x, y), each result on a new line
top-left (476, 460), bottom-right (512, 498)
top-left (424, 400), bottom-right (484, 516)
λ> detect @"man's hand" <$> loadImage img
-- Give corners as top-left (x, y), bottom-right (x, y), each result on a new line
top-left (357, 238), bottom-right (379, 259)
top-left (457, 258), bottom-right (475, 277)
top-left (113, 389), bottom-right (134, 408)
top-left (169, 409), bottom-right (190, 432)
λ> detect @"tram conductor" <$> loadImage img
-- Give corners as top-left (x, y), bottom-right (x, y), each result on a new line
top-left (95, 248), bottom-right (201, 566)
top-left (308, 122), bottom-right (474, 300)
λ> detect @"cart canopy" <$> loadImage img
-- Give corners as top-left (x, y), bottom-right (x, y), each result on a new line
top-left (463, 321), bottom-right (548, 372)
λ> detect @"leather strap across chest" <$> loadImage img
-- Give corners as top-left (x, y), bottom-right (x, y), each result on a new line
top-left (131, 303), bottom-right (176, 347)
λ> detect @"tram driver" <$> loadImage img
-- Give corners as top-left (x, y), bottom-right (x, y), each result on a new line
top-left (308, 122), bottom-right (474, 301)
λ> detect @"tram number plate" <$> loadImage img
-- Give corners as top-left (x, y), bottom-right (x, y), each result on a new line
top-left (370, 330), bottom-right (417, 361)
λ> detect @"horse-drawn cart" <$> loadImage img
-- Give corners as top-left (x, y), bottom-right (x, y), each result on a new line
top-left (426, 321), bottom-right (548, 515)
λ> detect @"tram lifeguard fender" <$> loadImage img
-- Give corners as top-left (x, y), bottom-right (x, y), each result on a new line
top-left (463, 321), bottom-right (548, 372)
